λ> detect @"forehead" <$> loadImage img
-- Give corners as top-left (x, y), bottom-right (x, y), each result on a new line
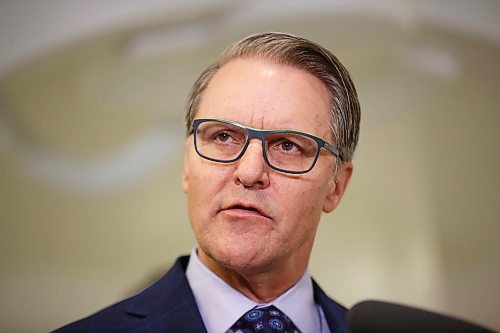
top-left (196, 58), bottom-right (333, 139)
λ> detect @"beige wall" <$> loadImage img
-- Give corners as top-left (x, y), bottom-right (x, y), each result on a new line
top-left (0, 2), bottom-right (499, 332)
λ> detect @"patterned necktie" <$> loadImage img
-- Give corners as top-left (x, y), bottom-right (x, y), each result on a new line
top-left (230, 305), bottom-right (302, 333)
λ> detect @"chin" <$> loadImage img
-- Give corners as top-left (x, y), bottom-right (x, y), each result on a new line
top-left (211, 242), bottom-right (275, 272)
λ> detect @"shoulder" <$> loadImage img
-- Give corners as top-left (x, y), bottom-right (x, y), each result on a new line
top-left (52, 256), bottom-right (205, 333)
top-left (51, 295), bottom-right (143, 333)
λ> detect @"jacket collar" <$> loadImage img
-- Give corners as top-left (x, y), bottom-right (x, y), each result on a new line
top-left (123, 256), bottom-right (348, 333)
top-left (125, 256), bottom-right (207, 332)
top-left (313, 279), bottom-right (350, 333)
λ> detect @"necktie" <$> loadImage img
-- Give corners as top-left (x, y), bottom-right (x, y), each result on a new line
top-left (230, 305), bottom-right (301, 333)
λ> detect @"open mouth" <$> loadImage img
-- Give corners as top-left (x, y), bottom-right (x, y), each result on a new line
top-left (223, 203), bottom-right (270, 219)
top-left (233, 205), bottom-right (259, 212)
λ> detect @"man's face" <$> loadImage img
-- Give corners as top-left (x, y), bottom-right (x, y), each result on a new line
top-left (183, 58), bottom-right (352, 275)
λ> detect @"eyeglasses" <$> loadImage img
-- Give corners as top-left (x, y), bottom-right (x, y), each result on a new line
top-left (192, 118), bottom-right (341, 174)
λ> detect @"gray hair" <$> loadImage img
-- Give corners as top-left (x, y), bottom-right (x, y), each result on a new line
top-left (185, 32), bottom-right (360, 162)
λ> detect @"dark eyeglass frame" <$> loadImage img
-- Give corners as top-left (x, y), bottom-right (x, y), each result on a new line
top-left (191, 118), bottom-right (342, 174)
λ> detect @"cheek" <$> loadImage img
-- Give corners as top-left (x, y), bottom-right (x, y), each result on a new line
top-left (186, 162), bottom-right (230, 211)
top-left (275, 179), bottom-right (325, 226)
top-left (187, 165), bottom-right (220, 236)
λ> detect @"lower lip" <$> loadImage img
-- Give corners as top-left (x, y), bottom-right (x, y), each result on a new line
top-left (220, 208), bottom-right (269, 220)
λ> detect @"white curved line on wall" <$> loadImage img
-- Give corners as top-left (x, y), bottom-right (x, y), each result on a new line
top-left (0, 117), bottom-right (183, 194)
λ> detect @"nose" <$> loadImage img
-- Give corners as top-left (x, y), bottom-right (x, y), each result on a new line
top-left (232, 139), bottom-right (270, 189)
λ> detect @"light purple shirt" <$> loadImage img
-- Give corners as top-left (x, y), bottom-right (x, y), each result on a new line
top-left (186, 248), bottom-right (330, 333)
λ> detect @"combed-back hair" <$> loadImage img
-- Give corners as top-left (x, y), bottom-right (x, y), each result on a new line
top-left (185, 32), bottom-right (360, 162)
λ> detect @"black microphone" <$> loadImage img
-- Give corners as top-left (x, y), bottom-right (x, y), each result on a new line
top-left (347, 300), bottom-right (495, 333)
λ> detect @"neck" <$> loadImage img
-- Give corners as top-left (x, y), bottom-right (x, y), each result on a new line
top-left (198, 249), bottom-right (309, 303)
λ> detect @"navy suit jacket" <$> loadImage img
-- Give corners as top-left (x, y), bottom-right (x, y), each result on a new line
top-left (53, 256), bottom-right (349, 332)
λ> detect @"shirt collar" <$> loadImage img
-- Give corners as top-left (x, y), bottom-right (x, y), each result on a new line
top-left (186, 247), bottom-right (321, 333)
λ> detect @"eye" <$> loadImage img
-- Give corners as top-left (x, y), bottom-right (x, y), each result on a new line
top-left (267, 133), bottom-right (318, 157)
top-left (270, 138), bottom-right (302, 154)
top-left (216, 132), bottom-right (231, 142)
top-left (211, 129), bottom-right (245, 145)
top-left (280, 140), bottom-right (296, 151)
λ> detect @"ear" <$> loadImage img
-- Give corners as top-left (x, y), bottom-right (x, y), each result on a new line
top-left (182, 139), bottom-right (191, 194)
top-left (323, 161), bottom-right (353, 213)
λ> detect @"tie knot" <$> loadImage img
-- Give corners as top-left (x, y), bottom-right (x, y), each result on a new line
top-left (231, 305), bottom-right (301, 333)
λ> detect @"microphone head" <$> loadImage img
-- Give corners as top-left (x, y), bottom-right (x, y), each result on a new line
top-left (347, 300), bottom-right (495, 333)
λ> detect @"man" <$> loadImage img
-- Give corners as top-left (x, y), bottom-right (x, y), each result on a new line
top-left (54, 32), bottom-right (360, 333)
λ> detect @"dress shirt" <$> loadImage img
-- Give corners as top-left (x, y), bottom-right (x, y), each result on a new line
top-left (186, 247), bottom-right (330, 333)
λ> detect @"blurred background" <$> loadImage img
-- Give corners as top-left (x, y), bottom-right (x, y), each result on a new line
top-left (0, 0), bottom-right (499, 332)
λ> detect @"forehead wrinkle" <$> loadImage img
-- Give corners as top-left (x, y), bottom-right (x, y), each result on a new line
top-left (201, 58), bottom-right (331, 138)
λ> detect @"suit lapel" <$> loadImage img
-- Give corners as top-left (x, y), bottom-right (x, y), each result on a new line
top-left (313, 279), bottom-right (350, 333)
top-left (125, 256), bottom-right (207, 333)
